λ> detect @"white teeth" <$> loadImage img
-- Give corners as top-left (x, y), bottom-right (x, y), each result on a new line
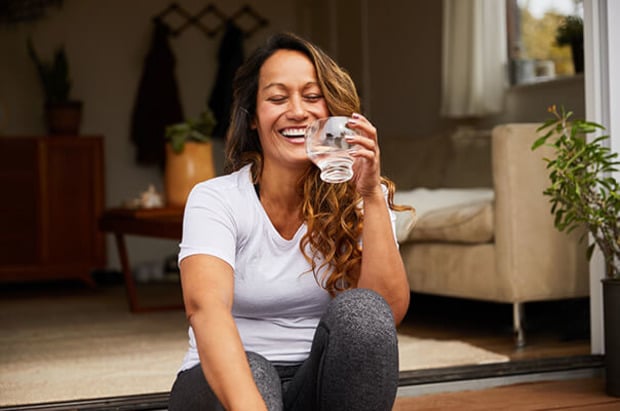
top-left (281, 128), bottom-right (306, 137)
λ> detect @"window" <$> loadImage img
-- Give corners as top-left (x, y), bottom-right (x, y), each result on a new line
top-left (507, 0), bottom-right (584, 85)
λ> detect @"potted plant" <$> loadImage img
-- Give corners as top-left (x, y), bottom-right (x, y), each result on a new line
top-left (27, 39), bottom-right (83, 135)
top-left (164, 109), bottom-right (217, 208)
top-left (555, 15), bottom-right (584, 73)
top-left (533, 105), bottom-right (620, 396)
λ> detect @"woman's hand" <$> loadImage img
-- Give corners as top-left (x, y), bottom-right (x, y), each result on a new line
top-left (345, 113), bottom-right (382, 198)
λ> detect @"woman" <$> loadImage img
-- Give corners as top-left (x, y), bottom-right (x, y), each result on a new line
top-left (169, 32), bottom-right (411, 411)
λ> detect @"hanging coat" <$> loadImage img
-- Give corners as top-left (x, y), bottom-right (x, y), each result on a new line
top-left (208, 21), bottom-right (244, 139)
top-left (130, 20), bottom-right (184, 168)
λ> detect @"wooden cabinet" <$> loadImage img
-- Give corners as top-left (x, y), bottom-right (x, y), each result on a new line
top-left (0, 136), bottom-right (106, 284)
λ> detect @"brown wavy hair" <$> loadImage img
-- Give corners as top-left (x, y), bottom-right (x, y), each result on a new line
top-left (225, 32), bottom-right (408, 295)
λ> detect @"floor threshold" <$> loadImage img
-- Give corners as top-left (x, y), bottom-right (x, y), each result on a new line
top-left (397, 354), bottom-right (604, 398)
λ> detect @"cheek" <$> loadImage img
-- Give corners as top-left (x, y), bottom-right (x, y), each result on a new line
top-left (255, 106), bottom-right (280, 131)
top-left (314, 101), bottom-right (330, 118)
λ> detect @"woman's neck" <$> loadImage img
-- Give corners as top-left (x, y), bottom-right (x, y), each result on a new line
top-left (258, 164), bottom-right (306, 239)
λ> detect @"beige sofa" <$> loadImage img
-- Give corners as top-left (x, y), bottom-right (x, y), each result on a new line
top-left (384, 124), bottom-right (589, 347)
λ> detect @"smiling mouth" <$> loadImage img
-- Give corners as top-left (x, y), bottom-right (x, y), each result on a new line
top-left (280, 127), bottom-right (307, 139)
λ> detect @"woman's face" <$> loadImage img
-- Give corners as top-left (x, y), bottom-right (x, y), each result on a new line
top-left (253, 49), bottom-right (329, 170)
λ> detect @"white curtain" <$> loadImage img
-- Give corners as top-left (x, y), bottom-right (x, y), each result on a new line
top-left (441, 0), bottom-right (507, 117)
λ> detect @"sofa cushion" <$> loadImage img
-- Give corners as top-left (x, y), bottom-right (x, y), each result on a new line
top-left (394, 188), bottom-right (494, 243)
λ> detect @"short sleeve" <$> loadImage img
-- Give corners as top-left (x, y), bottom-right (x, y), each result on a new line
top-left (178, 182), bottom-right (238, 269)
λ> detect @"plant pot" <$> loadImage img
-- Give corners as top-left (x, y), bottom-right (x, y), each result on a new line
top-left (603, 278), bottom-right (620, 397)
top-left (570, 41), bottom-right (584, 74)
top-left (45, 100), bottom-right (83, 135)
top-left (164, 141), bottom-right (215, 208)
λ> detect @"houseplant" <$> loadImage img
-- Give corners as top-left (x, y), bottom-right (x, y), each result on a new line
top-left (533, 105), bottom-right (620, 396)
top-left (27, 39), bottom-right (83, 135)
top-left (555, 15), bottom-right (584, 73)
top-left (164, 109), bottom-right (217, 208)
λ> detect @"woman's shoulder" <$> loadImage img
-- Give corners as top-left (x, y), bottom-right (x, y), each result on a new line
top-left (192, 165), bottom-right (253, 195)
top-left (185, 165), bottom-right (254, 211)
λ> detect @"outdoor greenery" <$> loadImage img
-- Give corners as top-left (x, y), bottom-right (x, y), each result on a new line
top-left (27, 39), bottom-right (72, 104)
top-left (532, 105), bottom-right (620, 279)
top-left (518, 8), bottom-right (575, 75)
top-left (165, 109), bottom-right (217, 154)
top-left (555, 15), bottom-right (584, 47)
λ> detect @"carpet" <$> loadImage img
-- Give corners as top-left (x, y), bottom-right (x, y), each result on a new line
top-left (397, 334), bottom-right (509, 370)
top-left (0, 286), bottom-right (509, 406)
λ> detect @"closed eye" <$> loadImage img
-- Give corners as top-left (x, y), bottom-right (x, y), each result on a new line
top-left (267, 96), bottom-right (288, 104)
top-left (304, 94), bottom-right (323, 102)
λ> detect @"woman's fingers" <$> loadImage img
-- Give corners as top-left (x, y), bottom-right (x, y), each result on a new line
top-left (347, 113), bottom-right (377, 140)
top-left (346, 113), bottom-right (379, 157)
top-left (343, 113), bottom-right (382, 195)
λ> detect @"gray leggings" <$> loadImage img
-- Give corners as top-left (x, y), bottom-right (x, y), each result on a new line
top-left (168, 288), bottom-right (399, 411)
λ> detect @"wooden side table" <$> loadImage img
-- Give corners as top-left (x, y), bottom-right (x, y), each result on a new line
top-left (99, 207), bottom-right (184, 312)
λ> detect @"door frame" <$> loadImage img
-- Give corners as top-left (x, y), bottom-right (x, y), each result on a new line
top-left (584, 0), bottom-right (620, 355)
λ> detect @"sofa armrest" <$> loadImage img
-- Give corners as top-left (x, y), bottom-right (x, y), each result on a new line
top-left (492, 124), bottom-right (588, 301)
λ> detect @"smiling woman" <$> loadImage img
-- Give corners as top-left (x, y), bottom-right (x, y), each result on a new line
top-left (169, 32), bottom-right (411, 411)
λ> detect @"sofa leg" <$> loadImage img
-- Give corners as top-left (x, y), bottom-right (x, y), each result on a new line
top-left (513, 302), bottom-right (525, 348)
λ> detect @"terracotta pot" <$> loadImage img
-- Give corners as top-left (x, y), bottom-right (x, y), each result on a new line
top-left (45, 101), bottom-right (83, 135)
top-left (165, 141), bottom-right (215, 208)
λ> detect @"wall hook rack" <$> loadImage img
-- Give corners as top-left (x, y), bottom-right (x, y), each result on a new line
top-left (153, 2), bottom-right (268, 38)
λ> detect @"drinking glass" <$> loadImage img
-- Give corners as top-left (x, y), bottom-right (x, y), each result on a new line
top-left (305, 116), bottom-right (358, 183)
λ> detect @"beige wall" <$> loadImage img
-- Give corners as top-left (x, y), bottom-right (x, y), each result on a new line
top-left (0, 0), bottom-right (584, 270)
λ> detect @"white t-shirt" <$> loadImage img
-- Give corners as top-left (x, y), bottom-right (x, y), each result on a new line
top-left (177, 164), bottom-right (397, 371)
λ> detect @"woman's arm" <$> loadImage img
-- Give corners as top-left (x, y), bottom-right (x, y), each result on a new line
top-left (180, 254), bottom-right (268, 411)
top-left (357, 189), bottom-right (410, 324)
top-left (346, 113), bottom-right (410, 324)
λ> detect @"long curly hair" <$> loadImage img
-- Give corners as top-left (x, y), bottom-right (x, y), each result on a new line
top-left (225, 32), bottom-right (406, 295)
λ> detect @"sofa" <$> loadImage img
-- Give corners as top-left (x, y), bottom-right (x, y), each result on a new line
top-left (383, 124), bottom-right (589, 347)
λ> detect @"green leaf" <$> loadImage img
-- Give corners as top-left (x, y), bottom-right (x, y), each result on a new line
top-left (532, 134), bottom-right (551, 150)
top-left (165, 109), bottom-right (217, 155)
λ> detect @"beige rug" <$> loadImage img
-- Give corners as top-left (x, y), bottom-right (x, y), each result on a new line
top-left (0, 287), bottom-right (509, 406)
top-left (397, 334), bottom-right (509, 370)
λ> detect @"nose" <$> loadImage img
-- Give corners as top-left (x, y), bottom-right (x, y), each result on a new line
top-left (287, 95), bottom-right (308, 120)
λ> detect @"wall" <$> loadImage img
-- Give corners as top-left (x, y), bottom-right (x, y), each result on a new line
top-left (0, 0), bottom-right (299, 269)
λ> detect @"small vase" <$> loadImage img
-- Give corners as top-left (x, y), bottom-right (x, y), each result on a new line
top-left (164, 141), bottom-right (215, 208)
top-left (603, 278), bottom-right (620, 397)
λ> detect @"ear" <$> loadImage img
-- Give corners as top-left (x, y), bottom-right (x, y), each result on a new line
top-left (250, 117), bottom-right (257, 130)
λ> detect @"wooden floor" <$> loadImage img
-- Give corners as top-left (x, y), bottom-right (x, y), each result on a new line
top-left (393, 377), bottom-right (620, 410)
top-left (397, 292), bottom-right (591, 361)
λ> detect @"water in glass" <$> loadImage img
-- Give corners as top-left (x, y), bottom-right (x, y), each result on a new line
top-left (305, 117), bottom-right (357, 183)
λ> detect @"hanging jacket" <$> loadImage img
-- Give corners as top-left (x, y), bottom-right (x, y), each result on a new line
top-left (208, 21), bottom-right (244, 139)
top-left (130, 20), bottom-right (184, 167)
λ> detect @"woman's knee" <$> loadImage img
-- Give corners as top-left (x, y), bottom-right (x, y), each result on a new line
top-left (323, 288), bottom-right (396, 343)
top-left (169, 353), bottom-right (283, 411)
top-left (168, 365), bottom-right (224, 411)
top-left (246, 352), bottom-right (283, 411)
